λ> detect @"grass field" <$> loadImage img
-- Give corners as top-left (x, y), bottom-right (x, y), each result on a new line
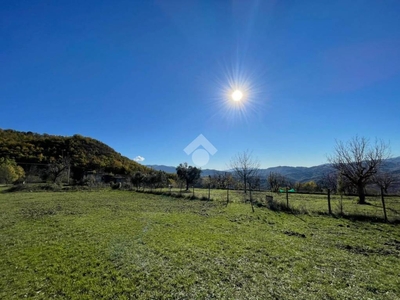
top-left (1, 188), bottom-right (400, 299)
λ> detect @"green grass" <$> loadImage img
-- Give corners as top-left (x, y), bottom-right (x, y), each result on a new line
top-left (1, 189), bottom-right (400, 299)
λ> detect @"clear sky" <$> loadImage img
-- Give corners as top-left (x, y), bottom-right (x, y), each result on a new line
top-left (1, 0), bottom-right (400, 169)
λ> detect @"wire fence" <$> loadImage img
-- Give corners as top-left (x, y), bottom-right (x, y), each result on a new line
top-left (164, 187), bottom-right (400, 222)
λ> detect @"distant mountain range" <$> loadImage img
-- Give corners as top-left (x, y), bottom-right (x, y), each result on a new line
top-left (148, 156), bottom-right (400, 183)
top-left (147, 165), bottom-right (227, 177)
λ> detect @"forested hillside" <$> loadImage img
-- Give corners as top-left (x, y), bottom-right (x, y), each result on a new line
top-left (0, 129), bottom-right (148, 180)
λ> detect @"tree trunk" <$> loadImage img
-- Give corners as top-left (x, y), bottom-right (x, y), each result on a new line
top-left (357, 183), bottom-right (366, 204)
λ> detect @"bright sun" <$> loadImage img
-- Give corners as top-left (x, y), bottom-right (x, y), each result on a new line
top-left (231, 89), bottom-right (243, 101)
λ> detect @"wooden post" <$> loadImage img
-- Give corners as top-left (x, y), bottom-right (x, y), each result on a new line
top-left (225, 172), bottom-right (229, 205)
top-left (250, 186), bottom-right (254, 212)
top-left (381, 187), bottom-right (388, 222)
top-left (226, 185), bottom-right (229, 205)
top-left (192, 185), bottom-right (195, 198)
top-left (286, 187), bottom-right (289, 207)
top-left (208, 175), bottom-right (211, 201)
top-left (266, 195), bottom-right (273, 206)
top-left (327, 189), bottom-right (332, 215)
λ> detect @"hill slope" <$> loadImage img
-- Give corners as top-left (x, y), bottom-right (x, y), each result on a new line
top-left (0, 129), bottom-right (148, 179)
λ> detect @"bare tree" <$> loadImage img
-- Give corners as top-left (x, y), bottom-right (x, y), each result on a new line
top-left (247, 175), bottom-right (260, 212)
top-left (328, 136), bottom-right (390, 204)
top-left (229, 150), bottom-right (260, 194)
top-left (267, 172), bottom-right (288, 193)
top-left (318, 172), bottom-right (338, 193)
top-left (373, 172), bottom-right (398, 194)
top-left (222, 172), bottom-right (235, 188)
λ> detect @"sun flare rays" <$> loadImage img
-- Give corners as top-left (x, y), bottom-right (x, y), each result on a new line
top-left (210, 58), bottom-right (266, 125)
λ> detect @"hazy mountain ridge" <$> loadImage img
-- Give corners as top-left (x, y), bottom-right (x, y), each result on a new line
top-left (148, 157), bottom-right (400, 183)
top-left (148, 165), bottom-right (225, 177)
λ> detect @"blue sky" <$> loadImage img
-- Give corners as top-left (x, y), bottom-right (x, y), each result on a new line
top-left (1, 0), bottom-right (400, 169)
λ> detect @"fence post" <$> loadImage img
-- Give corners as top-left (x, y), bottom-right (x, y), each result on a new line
top-left (327, 189), bottom-right (332, 215)
top-left (250, 187), bottom-right (254, 212)
top-left (381, 187), bottom-right (388, 222)
top-left (266, 195), bottom-right (273, 206)
top-left (225, 172), bottom-right (229, 205)
top-left (286, 187), bottom-right (289, 207)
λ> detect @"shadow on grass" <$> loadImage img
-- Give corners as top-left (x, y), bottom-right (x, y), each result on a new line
top-left (3, 183), bottom-right (103, 193)
top-left (266, 197), bottom-right (400, 224)
top-left (335, 213), bottom-right (400, 224)
top-left (135, 189), bottom-right (214, 202)
top-left (265, 198), bottom-right (303, 214)
top-left (313, 210), bottom-right (400, 224)
top-left (263, 198), bottom-right (308, 222)
top-left (4, 183), bottom-right (63, 193)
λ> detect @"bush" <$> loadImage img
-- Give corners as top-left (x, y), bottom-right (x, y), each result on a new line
top-left (4, 183), bottom-right (62, 192)
top-left (41, 183), bottom-right (62, 191)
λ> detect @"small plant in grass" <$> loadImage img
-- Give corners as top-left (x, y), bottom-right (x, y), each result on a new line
top-left (337, 175), bottom-right (345, 215)
top-left (337, 194), bottom-right (344, 215)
